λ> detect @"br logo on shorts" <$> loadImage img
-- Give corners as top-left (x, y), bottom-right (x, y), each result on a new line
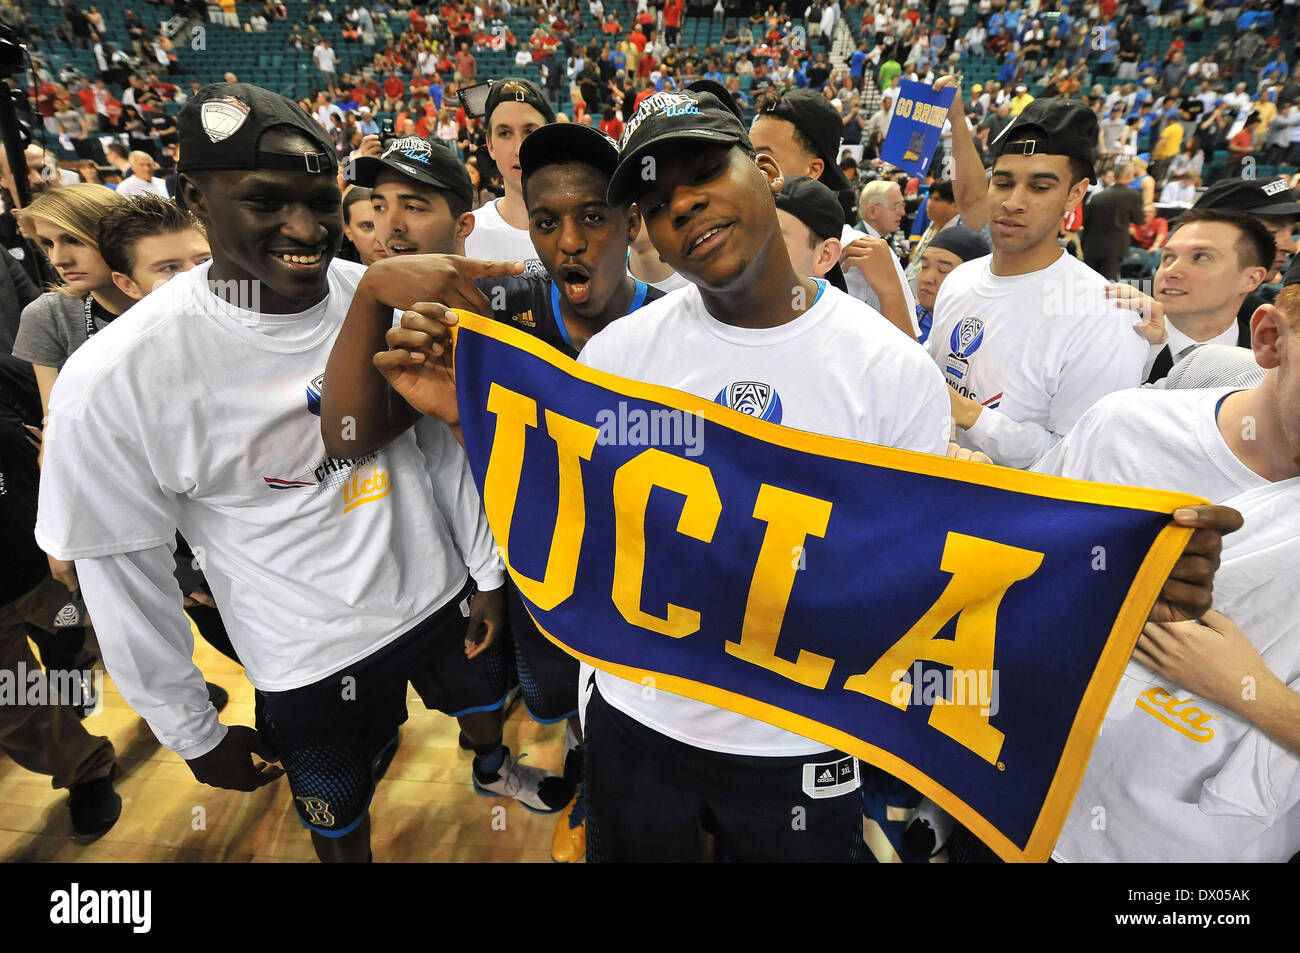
top-left (714, 381), bottom-right (783, 424)
top-left (296, 796), bottom-right (336, 827)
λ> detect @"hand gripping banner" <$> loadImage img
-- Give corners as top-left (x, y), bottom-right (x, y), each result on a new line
top-left (451, 312), bottom-right (1203, 862)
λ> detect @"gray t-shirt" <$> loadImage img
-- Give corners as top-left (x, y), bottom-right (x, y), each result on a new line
top-left (12, 292), bottom-right (114, 370)
top-left (1099, 117), bottom-right (1128, 153)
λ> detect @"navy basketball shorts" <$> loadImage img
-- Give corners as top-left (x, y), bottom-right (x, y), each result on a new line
top-left (506, 582), bottom-right (579, 724)
top-left (258, 580), bottom-right (507, 838)
top-left (583, 685), bottom-right (866, 862)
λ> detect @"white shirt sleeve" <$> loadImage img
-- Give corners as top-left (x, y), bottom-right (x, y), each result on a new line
top-left (966, 313), bottom-right (1146, 470)
top-left (411, 417), bottom-right (506, 591)
top-left (37, 382), bottom-right (180, 560)
top-left (75, 545), bottom-right (227, 760)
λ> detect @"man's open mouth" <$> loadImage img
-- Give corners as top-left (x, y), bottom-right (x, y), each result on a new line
top-left (559, 263), bottom-right (592, 304)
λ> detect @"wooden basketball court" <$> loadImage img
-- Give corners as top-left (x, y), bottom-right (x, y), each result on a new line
top-left (0, 633), bottom-right (568, 863)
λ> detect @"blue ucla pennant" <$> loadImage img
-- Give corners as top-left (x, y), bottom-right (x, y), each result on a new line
top-left (451, 312), bottom-right (1202, 862)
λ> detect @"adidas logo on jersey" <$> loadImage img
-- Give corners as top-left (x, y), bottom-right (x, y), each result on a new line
top-left (511, 309), bottom-right (536, 328)
top-left (803, 756), bottom-right (860, 799)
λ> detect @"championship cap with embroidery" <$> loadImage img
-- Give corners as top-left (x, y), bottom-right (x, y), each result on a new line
top-left (1195, 176), bottom-right (1300, 217)
top-left (758, 87), bottom-right (852, 191)
top-left (772, 175), bottom-right (849, 292)
top-left (607, 89), bottom-right (750, 207)
top-left (991, 98), bottom-right (1099, 181)
top-left (178, 83), bottom-right (337, 175)
top-left (348, 135), bottom-right (475, 208)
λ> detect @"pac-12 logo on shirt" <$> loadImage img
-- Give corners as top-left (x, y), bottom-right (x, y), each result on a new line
top-left (945, 316), bottom-right (986, 397)
top-left (949, 316), bottom-right (986, 360)
top-left (306, 373), bottom-right (325, 417)
top-left (714, 381), bottom-right (783, 424)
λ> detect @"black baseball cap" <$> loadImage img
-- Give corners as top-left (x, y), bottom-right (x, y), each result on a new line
top-left (608, 89), bottom-right (751, 207)
top-left (178, 83), bottom-right (336, 175)
top-left (758, 88), bottom-right (851, 191)
top-left (687, 79), bottom-right (744, 121)
top-left (521, 123), bottom-right (619, 182)
top-left (991, 98), bottom-right (1099, 181)
top-left (482, 77), bottom-right (556, 127)
top-left (773, 175), bottom-right (848, 292)
top-left (1195, 175), bottom-right (1300, 217)
top-left (348, 135), bottom-right (475, 208)
top-left (927, 224), bottom-right (991, 262)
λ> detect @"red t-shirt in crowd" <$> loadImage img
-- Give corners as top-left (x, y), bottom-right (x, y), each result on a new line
top-left (1130, 217), bottom-right (1169, 249)
top-left (385, 76), bottom-right (405, 99)
top-left (1063, 200), bottom-right (1084, 232)
top-left (629, 29), bottom-right (647, 51)
top-left (664, 0), bottom-right (682, 27)
top-left (1229, 129), bottom-right (1254, 156)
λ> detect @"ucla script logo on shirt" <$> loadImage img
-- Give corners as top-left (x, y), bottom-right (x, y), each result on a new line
top-left (1134, 686), bottom-right (1218, 743)
top-left (945, 317), bottom-right (1002, 410)
top-left (714, 381), bottom-right (783, 424)
top-left (260, 373), bottom-right (392, 512)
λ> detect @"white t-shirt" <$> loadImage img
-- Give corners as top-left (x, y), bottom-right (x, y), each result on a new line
top-left (465, 197), bottom-right (538, 262)
top-left (842, 223), bottom-right (920, 336)
top-left (626, 252), bottom-right (691, 294)
top-left (1034, 388), bottom-right (1300, 862)
top-left (314, 45), bottom-right (337, 72)
top-left (37, 260), bottom-right (502, 746)
top-left (927, 250), bottom-right (1149, 469)
top-left (114, 174), bottom-right (169, 199)
top-left (577, 280), bottom-right (951, 756)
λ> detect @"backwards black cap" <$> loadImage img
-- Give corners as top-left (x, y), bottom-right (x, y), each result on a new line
top-left (608, 89), bottom-right (751, 207)
top-left (773, 175), bottom-right (848, 292)
top-left (179, 83), bottom-right (336, 175)
top-left (992, 98), bottom-right (1098, 181)
top-left (1195, 176), bottom-right (1300, 217)
top-left (520, 123), bottom-right (620, 188)
top-left (349, 135), bottom-right (475, 209)
top-left (483, 77), bottom-right (556, 127)
top-left (927, 224), bottom-right (991, 262)
top-left (759, 88), bottom-right (851, 191)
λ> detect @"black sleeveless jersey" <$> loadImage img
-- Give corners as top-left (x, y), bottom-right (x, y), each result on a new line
top-left (475, 263), bottom-right (664, 359)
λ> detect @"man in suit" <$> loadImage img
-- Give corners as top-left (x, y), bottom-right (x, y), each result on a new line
top-left (1082, 159), bottom-right (1145, 280)
top-left (1143, 208), bottom-right (1276, 384)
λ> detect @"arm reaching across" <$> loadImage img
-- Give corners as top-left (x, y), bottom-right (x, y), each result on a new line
top-left (320, 255), bottom-right (524, 458)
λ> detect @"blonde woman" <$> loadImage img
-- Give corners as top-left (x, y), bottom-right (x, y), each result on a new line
top-left (11, 185), bottom-right (131, 596)
top-left (435, 106), bottom-right (459, 150)
top-left (12, 184), bottom-right (134, 427)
